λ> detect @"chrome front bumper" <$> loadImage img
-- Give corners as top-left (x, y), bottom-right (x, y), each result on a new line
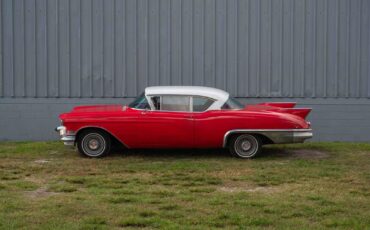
top-left (55, 126), bottom-right (75, 146)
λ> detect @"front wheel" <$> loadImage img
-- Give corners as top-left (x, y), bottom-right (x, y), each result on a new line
top-left (77, 130), bottom-right (111, 158)
top-left (229, 134), bottom-right (262, 159)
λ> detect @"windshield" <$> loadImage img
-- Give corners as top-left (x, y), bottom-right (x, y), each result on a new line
top-left (221, 97), bottom-right (244, 110)
top-left (128, 93), bottom-right (151, 109)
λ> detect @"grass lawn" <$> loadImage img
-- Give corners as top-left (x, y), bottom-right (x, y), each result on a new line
top-left (0, 142), bottom-right (369, 229)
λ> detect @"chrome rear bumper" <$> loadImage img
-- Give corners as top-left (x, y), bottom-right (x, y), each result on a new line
top-left (55, 126), bottom-right (75, 146)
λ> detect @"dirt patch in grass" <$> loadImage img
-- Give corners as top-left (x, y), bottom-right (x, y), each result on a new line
top-left (24, 176), bottom-right (46, 184)
top-left (24, 187), bottom-right (59, 199)
top-left (218, 182), bottom-right (290, 194)
top-left (288, 149), bottom-right (329, 159)
top-left (33, 159), bottom-right (51, 164)
top-left (271, 149), bottom-right (329, 159)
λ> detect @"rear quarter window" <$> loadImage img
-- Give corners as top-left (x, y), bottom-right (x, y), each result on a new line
top-left (193, 96), bottom-right (215, 112)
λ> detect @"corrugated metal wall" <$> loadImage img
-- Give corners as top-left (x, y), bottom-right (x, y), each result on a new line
top-left (0, 0), bottom-right (369, 98)
top-left (1, 0), bottom-right (370, 142)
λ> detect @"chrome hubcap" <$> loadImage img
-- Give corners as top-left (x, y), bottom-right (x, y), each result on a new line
top-left (241, 141), bottom-right (251, 151)
top-left (88, 139), bottom-right (100, 150)
top-left (81, 133), bottom-right (106, 157)
top-left (234, 134), bottom-right (259, 158)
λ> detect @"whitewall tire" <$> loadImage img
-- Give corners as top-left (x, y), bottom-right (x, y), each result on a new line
top-left (77, 130), bottom-right (111, 158)
top-left (229, 134), bottom-right (262, 159)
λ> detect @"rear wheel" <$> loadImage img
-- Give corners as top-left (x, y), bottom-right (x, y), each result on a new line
top-left (229, 134), bottom-right (262, 159)
top-left (77, 130), bottom-right (111, 158)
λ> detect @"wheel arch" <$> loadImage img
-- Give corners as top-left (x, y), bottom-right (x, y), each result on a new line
top-left (75, 126), bottom-right (129, 149)
top-left (223, 130), bottom-right (274, 148)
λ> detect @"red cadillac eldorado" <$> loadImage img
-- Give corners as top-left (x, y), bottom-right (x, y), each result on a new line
top-left (56, 86), bottom-right (312, 158)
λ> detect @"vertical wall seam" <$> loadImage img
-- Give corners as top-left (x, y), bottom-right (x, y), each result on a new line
top-left (158, 0), bottom-right (161, 85)
top-left (215, 0), bottom-right (217, 88)
top-left (34, 0), bottom-right (37, 97)
top-left (246, 0), bottom-right (250, 96)
top-left (280, 0), bottom-right (283, 97)
top-left (68, 0), bottom-right (71, 97)
top-left (257, 0), bottom-right (261, 97)
top-left (324, 0), bottom-right (328, 98)
top-left (236, 0), bottom-right (239, 95)
top-left (203, 0), bottom-right (205, 86)
top-left (23, 0), bottom-right (26, 96)
top-left (11, 0), bottom-right (15, 97)
top-left (289, 0), bottom-right (294, 97)
top-left (46, 0), bottom-right (48, 98)
top-left (312, 0), bottom-right (316, 98)
top-left (147, 0), bottom-right (149, 88)
top-left (57, 0), bottom-right (60, 97)
top-left (90, 0), bottom-right (93, 97)
top-left (335, 0), bottom-right (339, 97)
top-left (357, 0), bottom-right (361, 98)
top-left (191, 0), bottom-right (194, 85)
top-left (181, 0), bottom-right (184, 85)
top-left (102, 0), bottom-right (105, 97)
top-left (346, 0), bottom-right (350, 98)
top-left (79, 0), bottom-right (82, 97)
top-left (302, 0), bottom-right (306, 97)
top-left (123, 0), bottom-right (126, 96)
top-left (0, 0), bottom-right (2, 97)
top-left (225, 0), bottom-right (228, 90)
top-left (124, 0), bottom-right (127, 95)
top-left (169, 0), bottom-right (171, 85)
top-left (180, 0), bottom-right (182, 85)
top-left (368, 0), bottom-right (370, 98)
top-left (213, 0), bottom-right (216, 87)
top-left (135, 0), bottom-right (138, 95)
top-left (269, 0), bottom-right (272, 97)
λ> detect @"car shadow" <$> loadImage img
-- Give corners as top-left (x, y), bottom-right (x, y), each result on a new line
top-left (259, 146), bottom-right (329, 160)
top-left (108, 145), bottom-right (326, 160)
top-left (109, 147), bottom-right (231, 159)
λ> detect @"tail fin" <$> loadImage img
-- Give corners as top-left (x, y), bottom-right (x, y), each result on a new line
top-left (281, 108), bottom-right (311, 119)
top-left (258, 102), bottom-right (296, 108)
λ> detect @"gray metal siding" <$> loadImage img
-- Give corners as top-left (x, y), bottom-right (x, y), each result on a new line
top-left (0, 0), bottom-right (369, 98)
top-left (1, 97), bottom-right (370, 142)
top-left (0, 0), bottom-right (370, 142)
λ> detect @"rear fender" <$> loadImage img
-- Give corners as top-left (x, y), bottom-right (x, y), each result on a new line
top-left (279, 108), bottom-right (312, 119)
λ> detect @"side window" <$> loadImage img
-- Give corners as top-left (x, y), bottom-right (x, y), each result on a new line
top-left (151, 95), bottom-right (191, 112)
top-left (221, 97), bottom-right (244, 110)
top-left (151, 96), bottom-right (161, 110)
top-left (128, 93), bottom-right (151, 109)
top-left (193, 96), bottom-right (215, 112)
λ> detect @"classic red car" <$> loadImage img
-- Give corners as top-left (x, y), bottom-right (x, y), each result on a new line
top-left (56, 86), bottom-right (312, 158)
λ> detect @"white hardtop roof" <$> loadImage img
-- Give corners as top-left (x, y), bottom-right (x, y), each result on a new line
top-left (145, 86), bottom-right (229, 102)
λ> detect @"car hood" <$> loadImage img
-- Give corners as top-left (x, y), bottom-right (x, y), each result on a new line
top-left (70, 105), bottom-right (124, 113)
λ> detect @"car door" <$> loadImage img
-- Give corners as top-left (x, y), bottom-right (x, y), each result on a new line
top-left (191, 96), bottom-right (228, 148)
top-left (133, 95), bottom-right (194, 148)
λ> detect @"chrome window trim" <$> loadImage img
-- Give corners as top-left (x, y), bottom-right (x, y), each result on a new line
top-left (146, 94), bottom-right (216, 113)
